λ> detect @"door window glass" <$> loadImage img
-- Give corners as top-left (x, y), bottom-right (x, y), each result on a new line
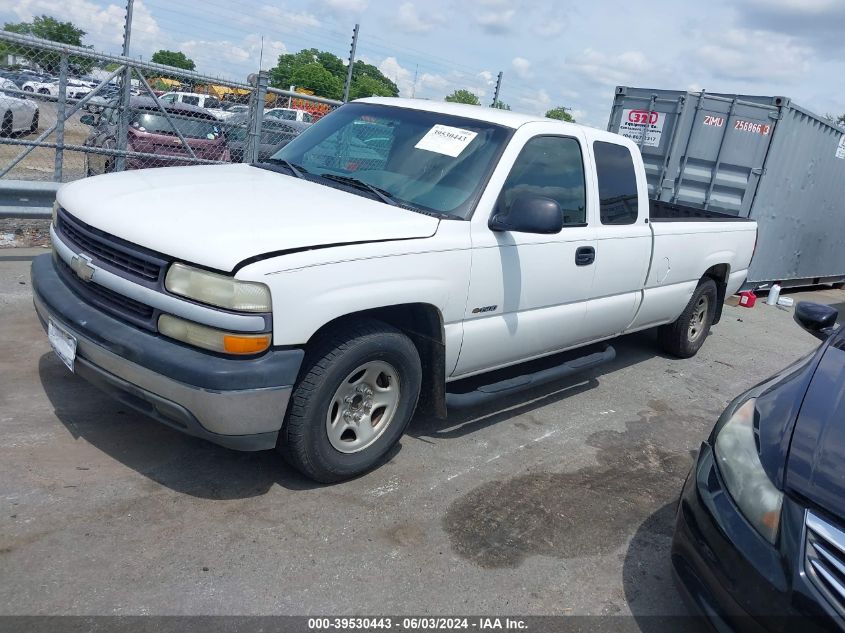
top-left (594, 141), bottom-right (639, 225)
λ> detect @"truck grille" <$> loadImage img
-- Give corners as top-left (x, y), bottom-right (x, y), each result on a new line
top-left (805, 511), bottom-right (845, 615)
top-left (55, 255), bottom-right (157, 331)
top-left (57, 210), bottom-right (167, 283)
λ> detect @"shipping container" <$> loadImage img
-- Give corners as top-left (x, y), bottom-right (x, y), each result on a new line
top-left (608, 86), bottom-right (845, 287)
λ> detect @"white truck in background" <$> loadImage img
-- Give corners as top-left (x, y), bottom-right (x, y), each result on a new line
top-left (32, 97), bottom-right (757, 482)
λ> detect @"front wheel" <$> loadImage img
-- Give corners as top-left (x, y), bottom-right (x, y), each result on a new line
top-left (279, 318), bottom-right (422, 483)
top-left (657, 278), bottom-right (718, 358)
top-left (29, 110), bottom-right (38, 133)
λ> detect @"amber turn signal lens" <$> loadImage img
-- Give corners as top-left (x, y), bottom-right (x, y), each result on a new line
top-left (223, 334), bottom-right (271, 355)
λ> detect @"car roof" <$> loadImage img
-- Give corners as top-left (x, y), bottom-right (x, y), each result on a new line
top-left (130, 96), bottom-right (215, 117)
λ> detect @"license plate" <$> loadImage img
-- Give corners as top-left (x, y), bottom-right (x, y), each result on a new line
top-left (48, 319), bottom-right (77, 373)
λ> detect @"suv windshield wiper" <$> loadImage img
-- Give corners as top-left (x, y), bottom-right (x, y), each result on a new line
top-left (318, 173), bottom-right (398, 207)
top-left (261, 158), bottom-right (307, 179)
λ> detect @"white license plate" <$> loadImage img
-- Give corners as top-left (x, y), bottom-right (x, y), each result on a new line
top-left (48, 319), bottom-right (77, 373)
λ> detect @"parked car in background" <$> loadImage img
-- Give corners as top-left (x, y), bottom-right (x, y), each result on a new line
top-left (34, 98), bottom-right (756, 483)
top-left (0, 78), bottom-right (39, 135)
top-left (158, 91), bottom-right (227, 119)
top-left (21, 77), bottom-right (92, 99)
top-left (0, 70), bottom-right (46, 89)
top-left (215, 102), bottom-right (249, 122)
top-left (223, 113), bottom-right (309, 162)
top-left (80, 96), bottom-right (229, 175)
top-left (673, 301), bottom-right (845, 629)
top-left (84, 84), bottom-right (122, 113)
top-left (264, 107), bottom-right (313, 123)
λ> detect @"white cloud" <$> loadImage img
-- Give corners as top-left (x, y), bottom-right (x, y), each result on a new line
top-left (694, 29), bottom-right (812, 81)
top-left (564, 49), bottom-right (655, 86)
top-left (258, 5), bottom-right (321, 29)
top-left (394, 2), bottom-right (440, 33)
top-left (377, 56), bottom-right (414, 96)
top-left (511, 56), bottom-right (532, 80)
top-left (475, 9), bottom-right (516, 33)
top-left (319, 0), bottom-right (368, 12)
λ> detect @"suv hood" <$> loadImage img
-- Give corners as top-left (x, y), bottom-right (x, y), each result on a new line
top-left (56, 163), bottom-right (439, 271)
top-left (785, 336), bottom-right (845, 518)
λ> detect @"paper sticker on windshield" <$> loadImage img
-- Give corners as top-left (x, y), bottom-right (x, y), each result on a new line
top-left (415, 125), bottom-right (478, 157)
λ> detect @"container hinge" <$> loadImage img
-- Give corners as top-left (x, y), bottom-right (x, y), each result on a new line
top-left (751, 167), bottom-right (765, 176)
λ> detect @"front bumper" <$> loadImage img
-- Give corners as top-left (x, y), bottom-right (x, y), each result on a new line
top-left (672, 443), bottom-right (837, 632)
top-left (31, 253), bottom-right (303, 451)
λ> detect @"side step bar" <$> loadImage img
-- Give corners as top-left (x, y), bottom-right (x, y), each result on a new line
top-left (446, 344), bottom-right (616, 409)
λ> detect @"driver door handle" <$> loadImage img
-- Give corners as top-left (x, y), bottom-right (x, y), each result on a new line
top-left (575, 246), bottom-right (595, 266)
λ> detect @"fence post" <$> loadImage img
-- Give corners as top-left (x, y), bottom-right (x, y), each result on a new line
top-left (343, 23), bottom-right (359, 103)
top-left (115, 0), bottom-right (134, 172)
top-left (491, 71), bottom-right (503, 108)
top-left (54, 53), bottom-right (69, 182)
top-left (245, 71), bottom-right (268, 163)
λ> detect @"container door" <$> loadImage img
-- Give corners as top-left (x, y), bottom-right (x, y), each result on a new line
top-left (669, 95), bottom-right (778, 217)
top-left (607, 92), bottom-right (687, 201)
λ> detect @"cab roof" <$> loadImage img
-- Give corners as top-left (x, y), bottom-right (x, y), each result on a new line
top-left (356, 97), bottom-right (554, 129)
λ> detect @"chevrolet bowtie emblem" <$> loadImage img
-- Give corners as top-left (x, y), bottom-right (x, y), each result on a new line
top-left (70, 254), bottom-right (95, 282)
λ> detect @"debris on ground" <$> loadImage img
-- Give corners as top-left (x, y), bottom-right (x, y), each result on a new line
top-left (0, 219), bottom-right (51, 248)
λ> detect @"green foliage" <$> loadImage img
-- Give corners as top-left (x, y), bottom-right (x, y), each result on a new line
top-left (545, 106), bottom-right (575, 122)
top-left (2, 15), bottom-right (93, 74)
top-left (269, 48), bottom-right (398, 100)
top-left (445, 89), bottom-right (480, 105)
top-left (492, 100), bottom-right (511, 110)
top-left (838, 114), bottom-right (845, 126)
top-left (290, 63), bottom-right (343, 100)
top-left (150, 50), bottom-right (195, 71)
top-left (349, 75), bottom-right (395, 100)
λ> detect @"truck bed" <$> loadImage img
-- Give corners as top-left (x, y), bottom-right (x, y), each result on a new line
top-left (649, 199), bottom-right (755, 223)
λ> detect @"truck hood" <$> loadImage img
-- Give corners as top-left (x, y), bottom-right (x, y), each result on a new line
top-left (56, 163), bottom-right (440, 272)
top-left (785, 337), bottom-right (845, 519)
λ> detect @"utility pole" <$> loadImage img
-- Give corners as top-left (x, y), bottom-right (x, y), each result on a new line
top-left (343, 23), bottom-right (359, 103)
top-left (411, 64), bottom-right (418, 99)
top-left (491, 71), bottom-right (503, 108)
top-left (115, 0), bottom-right (134, 172)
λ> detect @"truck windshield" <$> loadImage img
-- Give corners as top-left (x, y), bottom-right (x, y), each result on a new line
top-left (268, 102), bottom-right (511, 218)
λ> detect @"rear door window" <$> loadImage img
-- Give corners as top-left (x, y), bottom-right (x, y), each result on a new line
top-left (594, 141), bottom-right (639, 225)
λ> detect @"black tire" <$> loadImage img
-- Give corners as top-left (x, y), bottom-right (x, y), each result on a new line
top-left (658, 278), bottom-right (718, 358)
top-left (23, 85), bottom-right (34, 92)
top-left (1, 111), bottom-right (12, 137)
top-left (29, 110), bottom-right (38, 133)
top-left (279, 318), bottom-right (422, 483)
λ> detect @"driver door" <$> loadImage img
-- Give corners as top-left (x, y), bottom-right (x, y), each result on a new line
top-left (454, 129), bottom-right (597, 377)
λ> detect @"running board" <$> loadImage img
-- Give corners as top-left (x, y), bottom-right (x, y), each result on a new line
top-left (446, 344), bottom-right (616, 408)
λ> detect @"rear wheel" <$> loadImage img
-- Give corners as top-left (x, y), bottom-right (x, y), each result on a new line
top-left (279, 318), bottom-right (422, 483)
top-left (23, 85), bottom-right (34, 93)
top-left (29, 110), bottom-right (38, 133)
top-left (1, 111), bottom-right (12, 137)
top-left (658, 278), bottom-right (718, 358)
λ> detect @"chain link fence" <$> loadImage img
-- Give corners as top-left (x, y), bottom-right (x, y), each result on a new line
top-left (0, 30), bottom-right (342, 191)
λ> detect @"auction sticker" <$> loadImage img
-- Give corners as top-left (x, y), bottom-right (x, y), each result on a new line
top-left (836, 135), bottom-right (845, 160)
top-left (618, 108), bottom-right (665, 147)
top-left (415, 125), bottom-right (478, 157)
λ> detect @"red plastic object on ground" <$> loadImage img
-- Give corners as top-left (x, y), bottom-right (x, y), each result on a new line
top-left (738, 291), bottom-right (757, 308)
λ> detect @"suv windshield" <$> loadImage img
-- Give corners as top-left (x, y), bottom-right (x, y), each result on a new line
top-left (269, 103), bottom-right (511, 218)
top-left (130, 109), bottom-right (221, 140)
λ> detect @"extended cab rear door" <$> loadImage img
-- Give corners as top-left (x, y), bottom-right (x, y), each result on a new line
top-left (454, 122), bottom-right (597, 377)
top-left (580, 135), bottom-right (652, 340)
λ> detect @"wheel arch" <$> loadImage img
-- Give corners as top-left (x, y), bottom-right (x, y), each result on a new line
top-left (303, 302), bottom-right (447, 420)
top-left (701, 263), bottom-right (730, 324)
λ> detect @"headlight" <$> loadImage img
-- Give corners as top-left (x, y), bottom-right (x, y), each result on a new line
top-left (714, 398), bottom-right (783, 543)
top-left (158, 314), bottom-right (270, 355)
top-left (165, 262), bottom-right (271, 312)
top-left (52, 201), bottom-right (59, 226)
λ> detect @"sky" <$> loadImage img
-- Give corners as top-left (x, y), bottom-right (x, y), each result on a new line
top-left (1, 0), bottom-right (844, 128)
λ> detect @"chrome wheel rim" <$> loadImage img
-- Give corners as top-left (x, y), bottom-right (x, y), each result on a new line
top-left (326, 360), bottom-right (401, 454)
top-left (688, 295), bottom-right (709, 342)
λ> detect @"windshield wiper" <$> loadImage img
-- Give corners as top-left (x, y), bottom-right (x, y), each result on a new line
top-left (258, 158), bottom-right (307, 179)
top-left (318, 173), bottom-right (398, 207)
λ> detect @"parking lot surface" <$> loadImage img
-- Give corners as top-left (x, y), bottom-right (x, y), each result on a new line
top-left (2, 246), bottom-right (844, 619)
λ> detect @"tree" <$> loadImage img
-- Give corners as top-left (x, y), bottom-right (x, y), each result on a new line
top-left (2, 15), bottom-right (92, 74)
top-left (268, 48), bottom-right (398, 100)
top-left (445, 89), bottom-right (480, 105)
top-left (545, 106), bottom-right (575, 122)
top-left (151, 50), bottom-right (195, 71)
top-left (492, 100), bottom-right (511, 110)
top-left (290, 63), bottom-right (343, 100)
top-left (349, 75), bottom-right (395, 100)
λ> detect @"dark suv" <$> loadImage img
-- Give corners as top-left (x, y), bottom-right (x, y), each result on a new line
top-left (81, 96), bottom-right (230, 175)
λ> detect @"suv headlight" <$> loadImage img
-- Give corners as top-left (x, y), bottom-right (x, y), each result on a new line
top-left (165, 262), bottom-right (271, 312)
top-left (714, 398), bottom-right (783, 544)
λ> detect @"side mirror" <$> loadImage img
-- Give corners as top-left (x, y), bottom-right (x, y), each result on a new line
top-left (80, 113), bottom-right (98, 126)
top-left (794, 301), bottom-right (838, 341)
top-left (489, 195), bottom-right (563, 234)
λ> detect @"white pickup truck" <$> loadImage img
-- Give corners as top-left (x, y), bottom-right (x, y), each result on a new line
top-left (32, 97), bottom-right (757, 482)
